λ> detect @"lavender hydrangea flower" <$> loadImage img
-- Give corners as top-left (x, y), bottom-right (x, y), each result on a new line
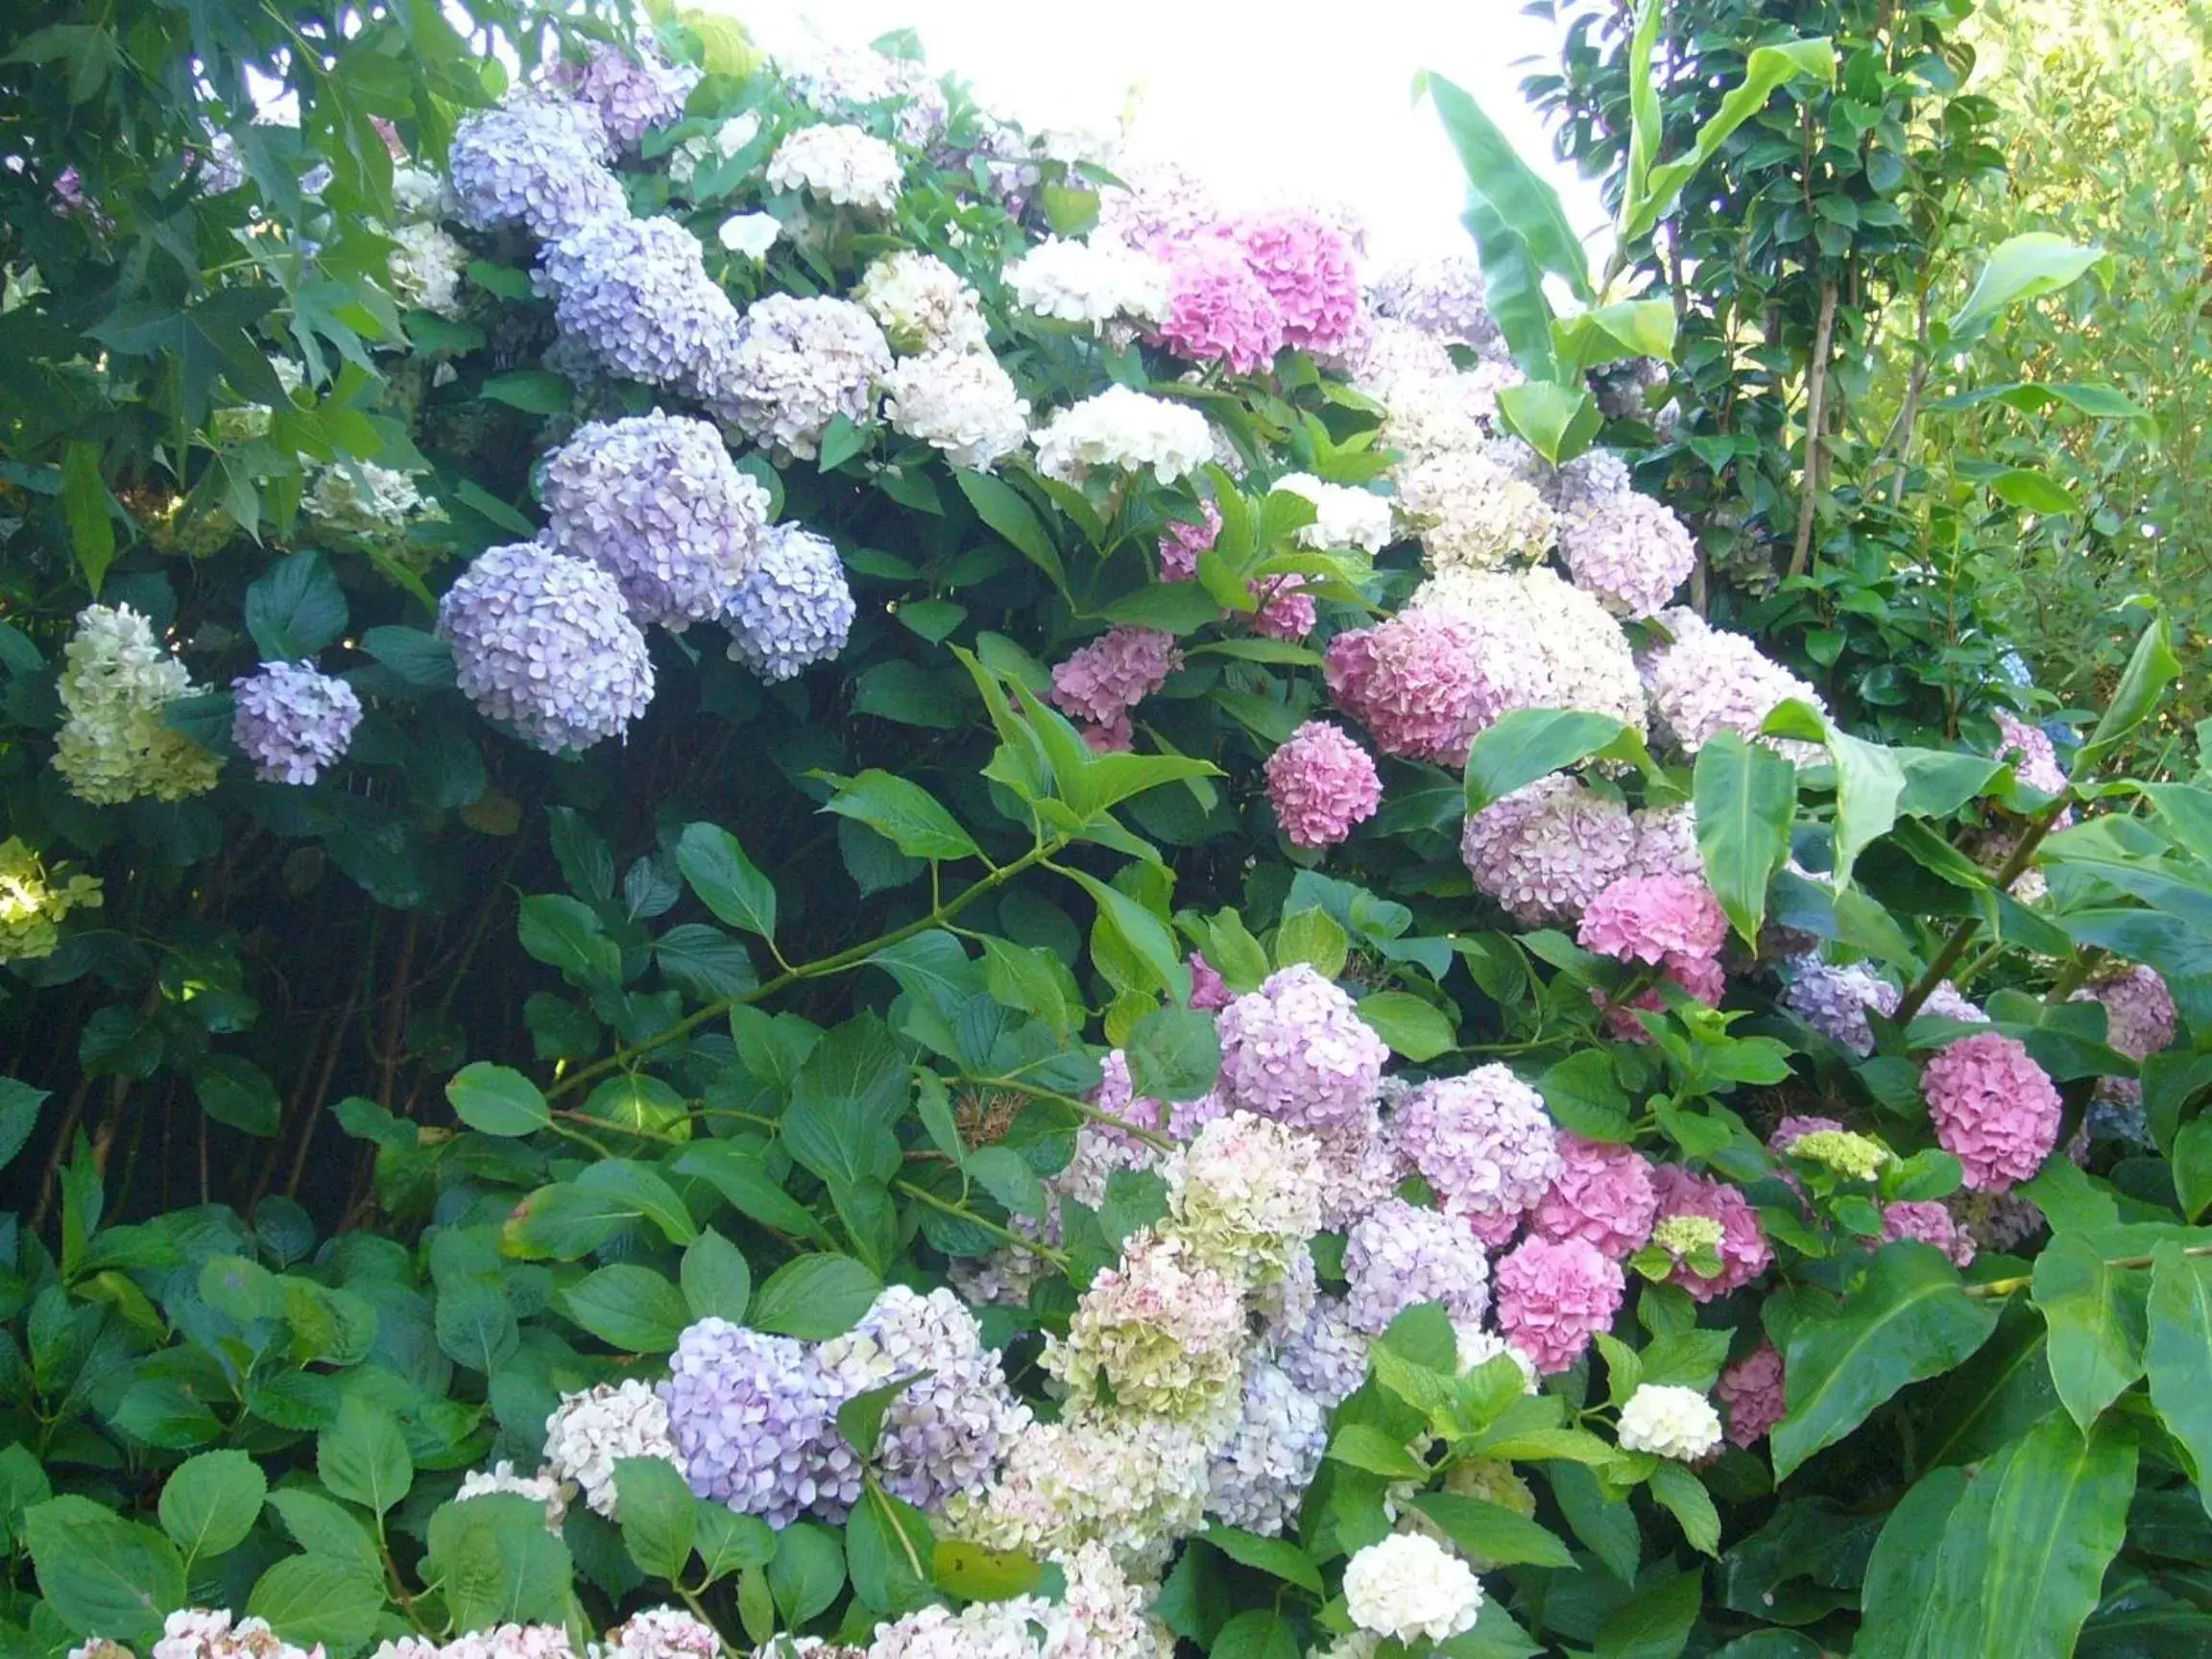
top-left (709, 294), bottom-right (892, 460)
top-left (448, 91), bottom-right (624, 241)
top-left (1215, 963), bottom-right (1389, 1130)
top-left (720, 525), bottom-right (856, 682)
top-left (547, 42), bottom-right (700, 153)
top-left (230, 661), bottom-right (363, 785)
top-left (1206, 1359), bottom-right (1329, 1537)
top-left (1344, 1198), bottom-right (1490, 1334)
top-left (1272, 1296), bottom-right (1369, 1407)
top-left (437, 541), bottom-right (655, 754)
top-left (541, 411), bottom-right (770, 629)
top-left (540, 217), bottom-right (744, 398)
top-left (661, 1318), bottom-right (852, 1527)
top-left (1389, 1067), bottom-right (1563, 1242)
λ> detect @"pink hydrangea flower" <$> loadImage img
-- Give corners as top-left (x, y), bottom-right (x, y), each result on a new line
top-left (1249, 574), bottom-right (1317, 640)
top-left (1080, 712), bottom-right (1134, 752)
top-left (1921, 1032), bottom-right (2061, 1193)
top-left (1556, 491), bottom-right (1697, 620)
top-left (1233, 209), bottom-right (1362, 356)
top-left (1264, 721), bottom-right (1382, 850)
top-left (1155, 235), bottom-right (1285, 374)
top-left (2072, 965), bottom-right (2176, 1063)
top-left (1716, 1342), bottom-right (1786, 1449)
top-left (1389, 1066), bottom-right (1563, 1237)
top-left (1189, 950), bottom-right (1232, 1012)
top-left (1994, 710), bottom-right (2068, 798)
top-left (1578, 874), bottom-right (1729, 966)
top-left (1492, 1235), bottom-right (1624, 1374)
top-left (1600, 950), bottom-right (1729, 1044)
top-left (1532, 1134), bottom-right (1659, 1261)
top-left (1160, 499), bottom-right (1222, 582)
top-left (1460, 775), bottom-right (1638, 926)
top-left (1049, 626), bottom-right (1183, 726)
top-left (1325, 613), bottom-right (1482, 764)
top-left (1881, 1200), bottom-right (1976, 1268)
top-left (1215, 963), bottom-right (1388, 1129)
top-left (1650, 1166), bottom-right (1772, 1301)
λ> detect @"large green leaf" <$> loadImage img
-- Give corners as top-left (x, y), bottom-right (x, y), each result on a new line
top-left (245, 1556), bottom-right (384, 1658)
top-left (1852, 1465), bottom-right (1969, 1659)
top-left (1770, 1243), bottom-right (2000, 1479)
top-left (823, 772), bottom-right (980, 862)
top-left (561, 1264), bottom-right (689, 1353)
top-left (22, 1496), bottom-right (185, 1644)
top-left (676, 822), bottom-right (778, 942)
top-left (1947, 233), bottom-right (2104, 346)
top-left (1424, 73), bottom-right (1593, 301)
top-left (1625, 37), bottom-right (1838, 243)
top-left (423, 1493), bottom-right (573, 1629)
top-left (157, 1450), bottom-right (266, 1566)
top-left (2077, 609), bottom-right (2178, 772)
top-left (2145, 1243), bottom-right (2212, 1510)
top-left (2030, 1232), bottom-right (2147, 1431)
top-left (1465, 709), bottom-right (1640, 814)
top-left (1693, 732), bottom-right (1797, 945)
top-left (954, 469), bottom-right (1065, 591)
top-left (1496, 379), bottom-right (1600, 465)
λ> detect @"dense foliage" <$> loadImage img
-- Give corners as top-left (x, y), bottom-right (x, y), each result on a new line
top-left (2, 3), bottom-right (2210, 1659)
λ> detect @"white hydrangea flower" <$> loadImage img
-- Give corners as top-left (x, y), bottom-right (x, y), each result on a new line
top-left (1005, 237), bottom-right (1172, 329)
top-left (764, 123), bottom-right (903, 213)
top-left (1454, 1324), bottom-right (1539, 1393)
top-left (457, 1460), bottom-right (568, 1530)
top-left (1033, 385), bottom-right (1212, 485)
top-left (1341, 1532), bottom-right (1485, 1645)
top-left (387, 221), bottom-right (469, 318)
top-left (542, 1380), bottom-right (683, 1519)
top-left (717, 213), bottom-right (782, 258)
top-left (1399, 448), bottom-right (1557, 571)
top-left (53, 605), bottom-right (221, 805)
top-left (710, 294), bottom-right (891, 460)
top-left (1270, 473), bottom-right (1394, 554)
top-left (855, 251), bottom-right (988, 355)
top-left (881, 349), bottom-right (1031, 470)
top-left (1617, 1382), bottom-right (1724, 1460)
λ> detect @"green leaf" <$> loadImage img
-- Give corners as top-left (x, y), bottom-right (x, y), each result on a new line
top-left (245, 551), bottom-right (349, 661)
top-left (1424, 73), bottom-right (1592, 301)
top-left (157, 1450), bottom-right (266, 1566)
top-left (573, 1159), bottom-right (699, 1247)
top-left (1198, 1526), bottom-right (1323, 1592)
top-left (1406, 1493), bottom-right (1574, 1569)
top-left (847, 1485), bottom-right (935, 1616)
top-left (1555, 299), bottom-right (1678, 374)
top-left (1551, 1460), bottom-right (1639, 1583)
top-left (360, 626), bottom-right (456, 688)
top-left (1275, 906), bottom-right (1350, 979)
top-left (823, 772), bottom-right (980, 862)
top-left (517, 894), bottom-right (619, 983)
top-left (933, 1538), bottom-right (1044, 1602)
top-left (562, 1264), bottom-right (689, 1353)
top-left (1064, 868), bottom-right (1187, 1000)
top-left (655, 925), bottom-right (757, 1001)
top-left (694, 1506), bottom-right (776, 1584)
top-left (1626, 36), bottom-right (1839, 243)
top-left (1987, 469), bottom-right (2080, 517)
top-left (1357, 992), bottom-right (1457, 1062)
top-left (677, 822), bottom-right (778, 942)
top-left (1852, 1464), bottom-right (1968, 1659)
top-left (2030, 1231), bottom-right (2147, 1430)
top-left (750, 1253), bottom-right (881, 1339)
top-left (480, 370), bottom-right (573, 413)
top-left (783, 1013), bottom-right (907, 1196)
top-left (954, 469), bottom-right (1065, 591)
top-left (837, 1373), bottom-right (926, 1462)
top-left (1496, 379), bottom-right (1602, 465)
top-left (318, 1397), bottom-right (413, 1517)
top-left (2145, 1243), bottom-right (2212, 1513)
top-left (2078, 610), bottom-right (2178, 772)
top-left (1212, 1610), bottom-right (1298, 1659)
top-left (60, 441), bottom-right (114, 594)
top-left (681, 1227), bottom-right (753, 1324)
top-left (445, 1063), bottom-right (550, 1137)
top-left (1126, 1005), bottom-right (1221, 1101)
top-left (613, 1456), bottom-right (697, 1580)
top-left (1771, 1242), bottom-right (2000, 1479)
top-left (0, 1076), bottom-right (47, 1172)
top-left (1693, 732), bottom-right (1797, 945)
top-left (768, 1522), bottom-right (846, 1624)
top-left (1536, 1049), bottom-right (1634, 1142)
top-left (263, 1491), bottom-right (381, 1580)
top-left (1593, 1567), bottom-right (1701, 1659)
top-left (193, 1055), bottom-right (282, 1137)
top-left (1327, 1424), bottom-right (1428, 1480)
top-left (1948, 233), bottom-right (2104, 345)
top-left (22, 1495), bottom-right (185, 1645)
top-left (423, 1493), bottom-right (573, 1629)
top-left (1464, 709), bottom-right (1638, 814)
top-left (245, 1556), bottom-right (384, 1658)
top-left (671, 1142), bottom-right (830, 1243)
top-left (1462, 194), bottom-right (1560, 381)
top-left (1646, 1461), bottom-right (1719, 1556)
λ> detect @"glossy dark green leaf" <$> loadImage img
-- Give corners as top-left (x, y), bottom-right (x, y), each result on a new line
top-left (2031, 1231), bottom-right (2147, 1430)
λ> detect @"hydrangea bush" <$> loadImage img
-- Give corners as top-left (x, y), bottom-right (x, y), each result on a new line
top-left (3, 7), bottom-right (2212, 1659)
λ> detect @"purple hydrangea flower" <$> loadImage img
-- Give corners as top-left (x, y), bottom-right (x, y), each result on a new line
top-left (1215, 963), bottom-right (1389, 1130)
top-left (541, 411), bottom-right (771, 629)
top-left (448, 91), bottom-right (623, 241)
top-left (1389, 1067), bottom-right (1562, 1243)
top-left (230, 661), bottom-right (362, 785)
top-left (720, 525), bottom-right (856, 683)
top-left (547, 42), bottom-right (700, 152)
top-left (661, 1318), bottom-right (853, 1527)
top-left (540, 217), bottom-right (744, 399)
top-left (1272, 1296), bottom-right (1369, 1407)
top-left (1343, 1198), bottom-right (1490, 1335)
top-left (437, 541), bottom-right (655, 754)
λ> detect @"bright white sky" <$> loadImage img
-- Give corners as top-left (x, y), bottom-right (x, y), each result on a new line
top-left (713, 0), bottom-right (1612, 271)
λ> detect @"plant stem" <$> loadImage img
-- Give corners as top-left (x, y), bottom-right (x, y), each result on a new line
top-left (894, 1179), bottom-right (1067, 1267)
top-left (962, 1075), bottom-right (1174, 1151)
top-left (1788, 279), bottom-right (1840, 580)
top-left (1893, 796), bottom-right (2073, 1023)
top-left (1967, 1240), bottom-right (2212, 1299)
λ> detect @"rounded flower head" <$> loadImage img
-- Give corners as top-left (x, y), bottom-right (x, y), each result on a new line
top-left (1006, 236), bottom-right (1173, 330)
top-left (1922, 1031), bottom-right (2062, 1193)
top-left (1344, 1198), bottom-right (1491, 1334)
top-left (813, 1285), bottom-right (1030, 1513)
top-left (1216, 963), bottom-right (1388, 1129)
top-left (0, 838), bottom-right (102, 966)
top-left (55, 603), bottom-right (222, 805)
top-left (1158, 498), bottom-right (1221, 581)
top-left (437, 1626), bottom-right (576, 1659)
top-left (1555, 489), bottom-right (1695, 617)
top-left (1409, 565), bottom-right (1647, 737)
top-left (1549, 448), bottom-right (1636, 509)
top-left (1032, 386), bottom-right (1213, 485)
top-left (1994, 709), bottom-right (2069, 798)
top-left (154, 1610), bottom-right (326, 1659)
top-left (777, 43), bottom-right (949, 145)
top-left (541, 217), bottom-right (744, 399)
top-left (387, 221), bottom-right (469, 319)
top-left (1368, 253), bottom-right (1504, 355)
top-left (448, 91), bottom-right (623, 240)
top-left (1168, 1111), bottom-right (1326, 1286)
top-left (1533, 1134), bottom-right (1659, 1261)
top-left (711, 294), bottom-right (891, 460)
top-left (1790, 1129), bottom-right (1890, 1182)
top-left (1049, 626), bottom-right (1183, 728)
top-left (1250, 574), bottom-right (1318, 640)
top-left (1270, 473), bottom-right (1395, 554)
top-left (1617, 1383), bottom-right (1723, 1460)
top-left (1263, 721), bottom-right (1382, 850)
top-left (542, 1379), bottom-right (681, 1519)
top-left (1206, 1358), bottom-right (1329, 1537)
top-left (1647, 623), bottom-right (1827, 761)
top-left (1882, 1200), bottom-right (1976, 1268)
top-left (660, 1318), bottom-right (853, 1526)
top-left (1579, 874), bottom-right (1729, 966)
top-left (457, 1461), bottom-right (567, 1529)
top-left (230, 661), bottom-right (361, 785)
top-left (1234, 210), bottom-right (1361, 355)
top-left (1649, 1166), bottom-right (1772, 1301)
top-left (1324, 611), bottom-right (1483, 764)
top-left (719, 524), bottom-right (856, 683)
top-left (1399, 449), bottom-right (1556, 571)
top-left (1716, 1342), bottom-right (1787, 1448)
top-left (1095, 158), bottom-right (1220, 251)
top-left (438, 542), bottom-right (655, 753)
top-left (541, 411), bottom-right (770, 629)
top-left (1460, 774), bottom-right (1639, 927)
top-left (1153, 234), bottom-right (1286, 374)
top-left (882, 349), bottom-right (1031, 470)
top-left (1272, 1295), bottom-right (1369, 1407)
top-left (763, 123), bottom-right (903, 212)
top-left (855, 251), bottom-right (989, 355)
top-left (1342, 1532), bottom-right (1485, 1645)
top-left (547, 42), bottom-right (699, 151)
top-left (1189, 950), bottom-right (1232, 1011)
top-left (2073, 965), bottom-right (2176, 1063)
top-left (597, 1610), bottom-right (720, 1659)
top-left (1783, 958), bottom-right (1897, 1056)
top-left (1492, 1234), bottom-right (1624, 1373)
top-left (1046, 1230), bottom-right (1247, 1423)
top-left (1390, 1067), bottom-right (1562, 1238)
top-left (949, 1411), bottom-right (1213, 1575)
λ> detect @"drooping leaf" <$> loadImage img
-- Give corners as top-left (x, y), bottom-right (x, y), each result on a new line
top-left (2145, 1243), bottom-right (2212, 1514)
top-left (1693, 732), bottom-right (1797, 945)
top-left (1624, 36), bottom-right (1838, 243)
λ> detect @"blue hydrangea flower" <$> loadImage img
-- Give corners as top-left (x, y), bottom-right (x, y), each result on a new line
top-left (548, 42), bottom-right (700, 153)
top-left (447, 91), bottom-right (624, 242)
top-left (230, 661), bottom-right (363, 785)
top-left (539, 217), bottom-right (743, 400)
top-left (720, 525), bottom-right (855, 683)
top-left (660, 1318), bottom-right (856, 1527)
top-left (436, 541), bottom-right (655, 754)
